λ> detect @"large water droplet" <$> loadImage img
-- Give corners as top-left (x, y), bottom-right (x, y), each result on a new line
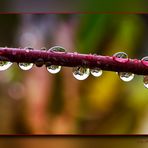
top-left (49, 46), bottom-right (66, 52)
top-left (113, 52), bottom-right (129, 63)
top-left (91, 68), bottom-right (102, 77)
top-left (19, 63), bottom-right (33, 70)
top-left (19, 47), bottom-right (34, 70)
top-left (118, 72), bottom-right (134, 82)
top-left (47, 65), bottom-right (61, 74)
top-left (141, 56), bottom-right (148, 67)
top-left (113, 52), bottom-right (128, 58)
top-left (143, 75), bottom-right (148, 88)
top-left (73, 67), bottom-right (90, 80)
top-left (46, 46), bottom-right (66, 74)
top-left (0, 61), bottom-right (12, 71)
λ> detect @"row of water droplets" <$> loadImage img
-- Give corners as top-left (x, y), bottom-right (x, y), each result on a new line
top-left (47, 46), bottom-right (102, 79)
top-left (0, 47), bottom-right (34, 71)
top-left (0, 47), bottom-right (148, 88)
top-left (0, 46), bottom-right (102, 80)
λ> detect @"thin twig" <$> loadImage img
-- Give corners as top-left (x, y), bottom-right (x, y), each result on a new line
top-left (0, 47), bottom-right (148, 75)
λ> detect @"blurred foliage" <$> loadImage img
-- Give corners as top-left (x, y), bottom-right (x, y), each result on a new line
top-left (0, 14), bottom-right (148, 136)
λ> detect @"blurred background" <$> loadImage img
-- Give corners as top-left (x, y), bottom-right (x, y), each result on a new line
top-left (0, 14), bottom-right (148, 136)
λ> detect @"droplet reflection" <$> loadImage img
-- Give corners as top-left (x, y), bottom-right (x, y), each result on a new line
top-left (0, 61), bottom-right (12, 71)
top-left (73, 67), bottom-right (90, 80)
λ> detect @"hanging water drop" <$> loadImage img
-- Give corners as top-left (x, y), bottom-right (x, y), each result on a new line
top-left (113, 52), bottom-right (129, 63)
top-left (143, 76), bottom-right (148, 88)
top-left (47, 65), bottom-right (61, 74)
top-left (46, 46), bottom-right (66, 74)
top-left (0, 61), bottom-right (12, 71)
top-left (141, 56), bottom-right (148, 67)
top-left (113, 52), bottom-right (133, 82)
top-left (91, 68), bottom-right (102, 77)
top-left (73, 67), bottom-right (90, 80)
top-left (118, 72), bottom-right (134, 82)
top-left (19, 63), bottom-right (33, 70)
top-left (19, 47), bottom-right (34, 70)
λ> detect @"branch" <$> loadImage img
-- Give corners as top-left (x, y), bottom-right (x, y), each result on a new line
top-left (0, 47), bottom-right (148, 75)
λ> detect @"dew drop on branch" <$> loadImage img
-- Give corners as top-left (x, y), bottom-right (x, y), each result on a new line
top-left (25, 47), bottom-right (34, 50)
top-left (118, 72), bottom-right (134, 82)
top-left (141, 56), bottom-right (148, 67)
top-left (73, 67), bottom-right (90, 80)
top-left (49, 46), bottom-right (66, 52)
top-left (19, 63), bottom-right (33, 70)
top-left (90, 68), bottom-right (102, 77)
top-left (113, 52), bottom-right (129, 63)
top-left (25, 46), bottom-right (34, 53)
top-left (46, 46), bottom-right (66, 74)
top-left (19, 47), bottom-right (34, 70)
top-left (113, 52), bottom-right (134, 82)
top-left (0, 61), bottom-right (12, 71)
top-left (47, 65), bottom-right (61, 74)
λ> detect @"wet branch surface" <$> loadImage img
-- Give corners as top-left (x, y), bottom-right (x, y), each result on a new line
top-left (0, 47), bottom-right (148, 75)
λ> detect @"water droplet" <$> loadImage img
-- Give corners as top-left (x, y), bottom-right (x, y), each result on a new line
top-left (35, 58), bottom-right (44, 67)
top-left (19, 47), bottom-right (34, 70)
top-left (91, 68), bottom-right (102, 77)
top-left (25, 47), bottom-right (34, 53)
top-left (49, 46), bottom-right (66, 52)
top-left (47, 65), bottom-right (61, 74)
top-left (143, 76), bottom-right (148, 88)
top-left (141, 56), bottom-right (148, 67)
top-left (73, 67), bottom-right (90, 80)
top-left (113, 52), bottom-right (129, 63)
top-left (118, 72), bottom-right (134, 82)
top-left (19, 63), bottom-right (33, 70)
top-left (46, 46), bottom-right (66, 74)
top-left (41, 47), bottom-right (47, 51)
top-left (113, 52), bottom-right (133, 82)
top-left (0, 61), bottom-right (12, 71)
top-left (25, 47), bottom-right (34, 50)
top-left (113, 52), bottom-right (127, 58)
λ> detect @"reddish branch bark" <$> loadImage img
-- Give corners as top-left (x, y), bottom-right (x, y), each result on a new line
top-left (0, 47), bottom-right (148, 75)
